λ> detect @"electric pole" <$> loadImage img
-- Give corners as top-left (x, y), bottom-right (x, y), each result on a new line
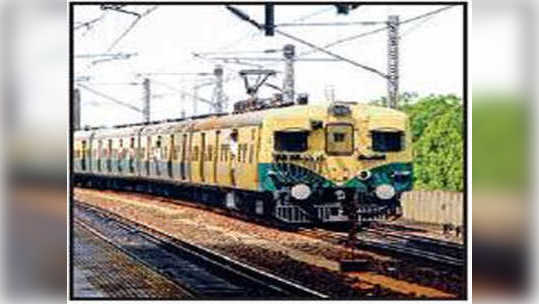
top-left (180, 92), bottom-right (187, 119)
top-left (214, 65), bottom-right (224, 112)
top-left (387, 15), bottom-right (399, 109)
top-left (192, 86), bottom-right (199, 116)
top-left (142, 78), bottom-right (151, 122)
top-left (73, 88), bottom-right (81, 130)
top-left (282, 44), bottom-right (295, 103)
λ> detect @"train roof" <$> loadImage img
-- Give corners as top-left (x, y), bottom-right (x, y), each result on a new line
top-left (74, 129), bottom-right (95, 140)
top-left (74, 103), bottom-right (408, 139)
top-left (92, 125), bottom-right (144, 139)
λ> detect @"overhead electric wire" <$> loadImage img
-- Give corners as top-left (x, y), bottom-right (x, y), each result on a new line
top-left (77, 83), bottom-right (142, 113)
top-left (399, 13), bottom-right (436, 38)
top-left (277, 21), bottom-right (385, 27)
top-left (298, 5), bottom-right (455, 57)
top-left (226, 5), bottom-right (388, 79)
top-left (209, 6), bottom-right (333, 55)
top-left (202, 56), bottom-right (342, 62)
top-left (149, 78), bottom-right (215, 105)
top-left (275, 28), bottom-right (388, 78)
top-left (106, 5), bottom-right (158, 52)
top-left (74, 13), bottom-right (106, 31)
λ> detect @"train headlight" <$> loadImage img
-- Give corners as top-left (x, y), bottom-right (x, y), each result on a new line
top-left (291, 184), bottom-right (311, 200)
top-left (375, 184), bottom-right (395, 200)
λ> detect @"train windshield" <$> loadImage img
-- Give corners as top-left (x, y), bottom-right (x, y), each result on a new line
top-left (371, 130), bottom-right (403, 152)
top-left (274, 131), bottom-right (308, 152)
top-left (326, 123), bottom-right (354, 155)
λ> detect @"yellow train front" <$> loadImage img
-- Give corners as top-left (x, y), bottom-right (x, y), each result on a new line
top-left (73, 101), bottom-right (413, 225)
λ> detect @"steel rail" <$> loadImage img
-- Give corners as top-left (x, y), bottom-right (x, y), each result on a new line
top-left (74, 200), bottom-right (328, 299)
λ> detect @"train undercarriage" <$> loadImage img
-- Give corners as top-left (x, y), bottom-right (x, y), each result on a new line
top-left (73, 173), bottom-right (402, 227)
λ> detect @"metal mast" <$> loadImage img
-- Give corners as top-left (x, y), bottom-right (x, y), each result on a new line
top-left (142, 78), bottom-right (151, 122)
top-left (213, 65), bottom-right (224, 112)
top-left (73, 88), bottom-right (81, 130)
top-left (282, 44), bottom-right (295, 103)
top-left (387, 15), bottom-right (399, 109)
top-left (180, 92), bottom-right (187, 119)
top-left (192, 86), bottom-right (199, 115)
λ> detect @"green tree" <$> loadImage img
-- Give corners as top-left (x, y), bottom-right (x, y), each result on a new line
top-left (413, 104), bottom-right (463, 191)
top-left (372, 94), bottom-right (464, 191)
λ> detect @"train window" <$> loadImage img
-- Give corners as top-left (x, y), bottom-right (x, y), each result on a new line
top-left (107, 139), bottom-right (113, 172)
top-left (237, 144), bottom-right (242, 162)
top-left (220, 145), bottom-right (224, 161)
top-left (208, 145), bottom-right (213, 161)
top-left (175, 145), bottom-right (181, 161)
top-left (169, 135), bottom-right (174, 160)
top-left (243, 144), bottom-right (248, 163)
top-left (326, 124), bottom-right (353, 155)
top-left (249, 144), bottom-right (254, 163)
top-left (130, 137), bottom-right (135, 148)
top-left (333, 133), bottom-right (345, 142)
top-left (274, 131), bottom-right (308, 152)
top-left (371, 130), bottom-right (403, 152)
top-left (193, 146), bottom-right (199, 161)
top-left (220, 144), bottom-right (228, 162)
top-left (182, 134), bottom-right (187, 162)
top-left (156, 136), bottom-right (162, 148)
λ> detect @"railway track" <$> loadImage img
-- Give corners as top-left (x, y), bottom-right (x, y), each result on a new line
top-left (297, 227), bottom-right (464, 268)
top-left (364, 227), bottom-right (464, 262)
top-left (77, 189), bottom-right (465, 268)
top-left (73, 200), bottom-right (328, 299)
top-left (356, 230), bottom-right (464, 267)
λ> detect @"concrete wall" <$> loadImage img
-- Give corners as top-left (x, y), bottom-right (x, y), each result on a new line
top-left (401, 190), bottom-right (464, 226)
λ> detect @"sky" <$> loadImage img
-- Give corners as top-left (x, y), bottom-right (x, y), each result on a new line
top-left (73, 4), bottom-right (464, 127)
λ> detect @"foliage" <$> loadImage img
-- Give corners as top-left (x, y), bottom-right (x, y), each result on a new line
top-left (372, 93), bottom-right (464, 191)
top-left (412, 102), bottom-right (463, 191)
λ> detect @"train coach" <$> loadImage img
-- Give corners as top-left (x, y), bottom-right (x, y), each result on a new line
top-left (73, 101), bottom-right (413, 224)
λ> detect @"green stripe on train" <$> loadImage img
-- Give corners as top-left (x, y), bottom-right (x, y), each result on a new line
top-left (258, 162), bottom-right (413, 192)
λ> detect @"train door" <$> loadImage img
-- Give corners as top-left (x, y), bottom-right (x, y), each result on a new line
top-left (135, 130), bottom-right (142, 176)
top-left (247, 127), bottom-right (259, 190)
top-left (168, 134), bottom-right (175, 178)
top-left (97, 140), bottom-right (102, 172)
top-left (187, 132), bottom-right (193, 182)
top-left (200, 132), bottom-right (206, 183)
top-left (145, 136), bottom-right (151, 176)
top-left (128, 136), bottom-right (136, 176)
top-left (236, 128), bottom-right (247, 188)
top-left (216, 129), bottom-right (229, 186)
top-left (115, 138), bottom-right (123, 175)
top-left (88, 133), bottom-right (94, 172)
top-left (180, 133), bottom-right (187, 180)
top-left (213, 130), bottom-right (220, 184)
top-left (81, 140), bottom-right (87, 171)
top-left (152, 135), bottom-right (164, 178)
top-left (107, 139), bottom-right (113, 173)
top-left (229, 129), bottom-right (239, 187)
top-left (91, 139), bottom-right (98, 173)
top-left (203, 131), bottom-right (215, 184)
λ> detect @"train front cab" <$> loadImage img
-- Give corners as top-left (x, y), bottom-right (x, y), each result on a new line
top-left (257, 103), bottom-right (413, 224)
